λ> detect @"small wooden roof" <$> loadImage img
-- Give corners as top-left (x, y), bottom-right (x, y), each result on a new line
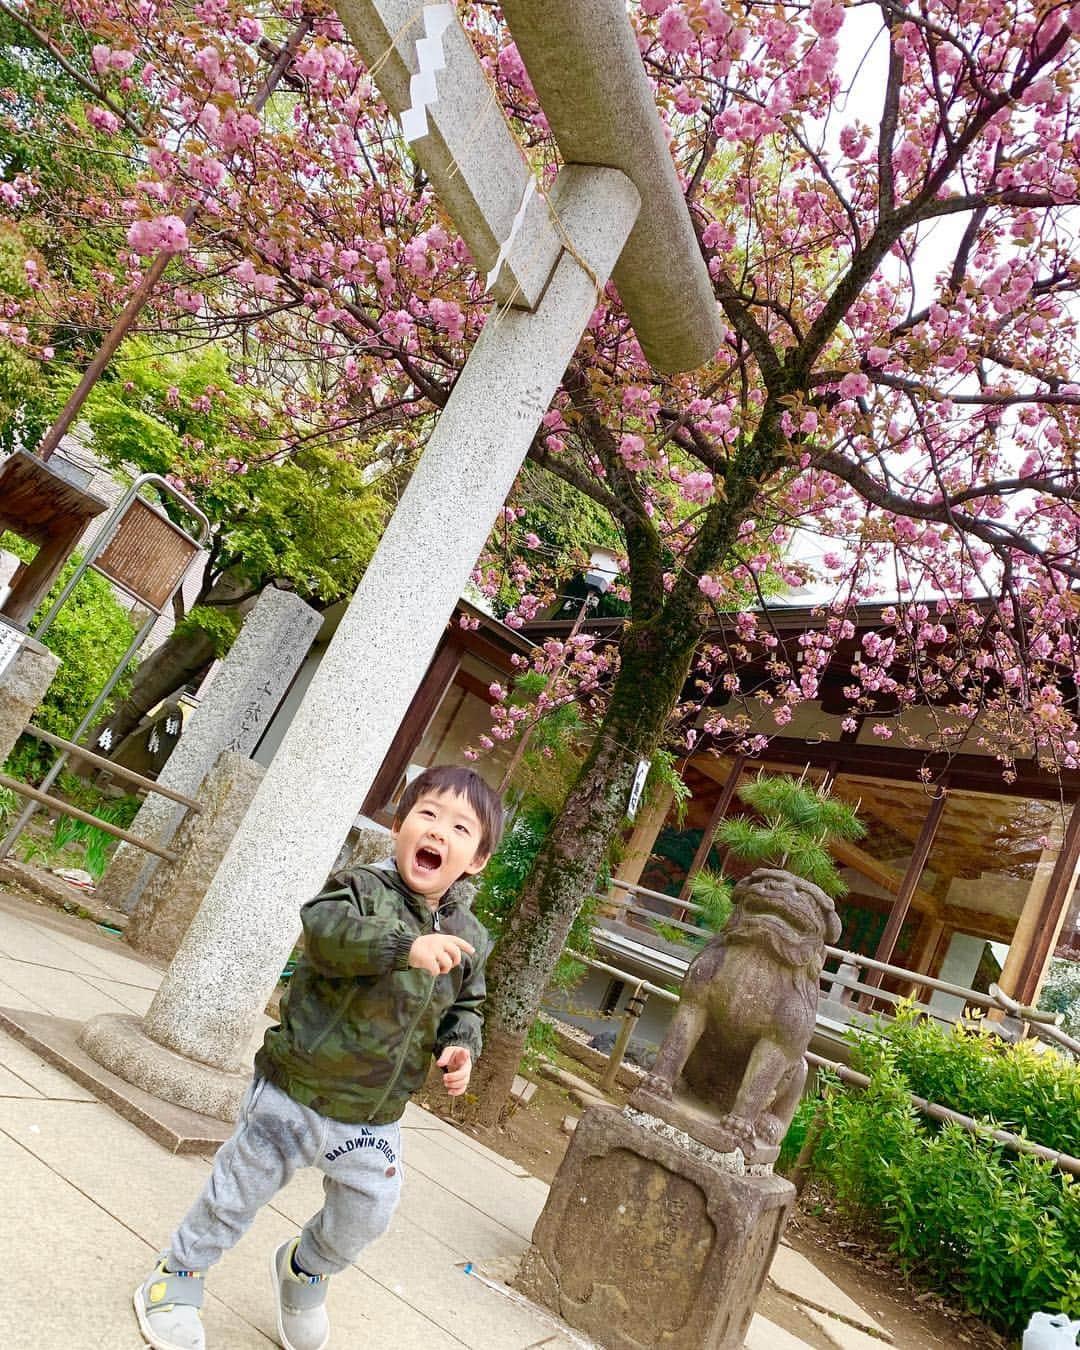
top-left (0, 450), bottom-right (107, 545)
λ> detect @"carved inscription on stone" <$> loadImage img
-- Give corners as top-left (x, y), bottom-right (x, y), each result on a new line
top-left (552, 1148), bottom-right (714, 1336)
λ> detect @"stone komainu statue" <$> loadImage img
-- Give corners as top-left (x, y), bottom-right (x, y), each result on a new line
top-left (632, 867), bottom-right (841, 1163)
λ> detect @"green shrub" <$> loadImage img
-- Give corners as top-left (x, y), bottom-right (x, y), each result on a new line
top-left (800, 1010), bottom-right (1080, 1332)
top-left (1, 535), bottom-right (137, 781)
top-left (0, 784), bottom-right (17, 830)
top-left (853, 1007), bottom-right (1080, 1157)
top-left (50, 798), bottom-right (140, 880)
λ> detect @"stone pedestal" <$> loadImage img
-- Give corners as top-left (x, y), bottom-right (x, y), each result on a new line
top-left (518, 1107), bottom-right (794, 1350)
top-left (78, 1012), bottom-right (248, 1123)
top-left (126, 752), bottom-right (266, 963)
top-left (98, 588), bottom-right (320, 914)
top-left (0, 625), bottom-right (59, 767)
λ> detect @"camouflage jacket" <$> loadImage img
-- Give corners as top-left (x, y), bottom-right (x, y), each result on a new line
top-left (255, 863), bottom-right (489, 1124)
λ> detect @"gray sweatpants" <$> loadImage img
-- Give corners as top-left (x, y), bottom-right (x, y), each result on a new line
top-left (169, 1078), bottom-right (403, 1277)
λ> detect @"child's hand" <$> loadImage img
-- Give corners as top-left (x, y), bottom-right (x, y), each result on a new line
top-left (408, 933), bottom-right (474, 976)
top-left (436, 1045), bottom-right (472, 1095)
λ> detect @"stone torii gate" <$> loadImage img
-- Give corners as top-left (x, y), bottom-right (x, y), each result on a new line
top-left (81, 1), bottom-right (719, 1118)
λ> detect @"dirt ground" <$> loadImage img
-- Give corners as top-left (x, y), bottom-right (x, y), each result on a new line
top-left (417, 1050), bottom-right (1010, 1350)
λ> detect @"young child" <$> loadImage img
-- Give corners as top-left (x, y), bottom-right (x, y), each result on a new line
top-left (134, 764), bottom-right (504, 1350)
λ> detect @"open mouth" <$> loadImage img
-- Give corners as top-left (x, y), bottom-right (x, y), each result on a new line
top-left (414, 846), bottom-right (443, 874)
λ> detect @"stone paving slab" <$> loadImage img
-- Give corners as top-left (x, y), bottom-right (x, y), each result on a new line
top-left (746, 1313), bottom-right (817, 1348)
top-left (401, 1116), bottom-right (548, 1242)
top-left (80, 971), bottom-right (157, 1016)
top-left (770, 1242), bottom-right (888, 1337)
top-left (804, 1307), bottom-right (896, 1349)
top-left (403, 1101), bottom-right (535, 1177)
top-left (0, 956), bottom-right (137, 1019)
top-left (0, 969), bottom-right (44, 1013)
top-left (0, 1025), bottom-right (96, 1098)
top-left (397, 1157), bottom-right (541, 1260)
top-left (0, 894), bottom-right (160, 986)
top-left (0, 1008), bottom-right (237, 1153)
top-left (0, 1125), bottom-right (271, 1349)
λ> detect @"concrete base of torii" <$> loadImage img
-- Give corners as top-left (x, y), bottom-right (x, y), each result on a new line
top-left (79, 164), bottom-right (641, 1118)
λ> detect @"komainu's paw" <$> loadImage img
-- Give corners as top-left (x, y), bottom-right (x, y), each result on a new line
top-left (714, 1113), bottom-right (756, 1153)
top-left (758, 1112), bottom-right (786, 1145)
top-left (641, 1073), bottom-right (674, 1101)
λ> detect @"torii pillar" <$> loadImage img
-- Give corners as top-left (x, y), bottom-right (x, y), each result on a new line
top-left (79, 1), bottom-right (720, 1119)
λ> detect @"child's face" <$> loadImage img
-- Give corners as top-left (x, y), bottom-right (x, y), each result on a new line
top-left (392, 789), bottom-right (490, 902)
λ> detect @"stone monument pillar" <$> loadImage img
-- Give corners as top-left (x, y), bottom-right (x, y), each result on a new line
top-left (125, 751), bottom-right (266, 962)
top-left (0, 622), bottom-right (59, 767)
top-left (519, 868), bottom-right (841, 1349)
top-left (97, 587), bottom-right (320, 914)
top-left (78, 165), bottom-right (642, 1121)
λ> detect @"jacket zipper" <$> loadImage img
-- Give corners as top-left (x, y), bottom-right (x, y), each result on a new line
top-left (307, 985), bottom-right (360, 1055)
top-left (367, 975), bottom-right (435, 1121)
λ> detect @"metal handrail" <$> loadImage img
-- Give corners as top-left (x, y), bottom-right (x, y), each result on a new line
top-left (807, 1050), bottom-right (1080, 1178)
top-left (18, 727), bottom-right (202, 812)
top-left (603, 880), bottom-right (1063, 1021)
top-left (554, 943), bottom-right (1080, 1175)
top-left (0, 772), bottom-right (179, 862)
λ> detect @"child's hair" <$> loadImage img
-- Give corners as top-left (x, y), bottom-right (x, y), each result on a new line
top-left (394, 765), bottom-right (505, 859)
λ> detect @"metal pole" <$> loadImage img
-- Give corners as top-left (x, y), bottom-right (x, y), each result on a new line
top-left (600, 982), bottom-right (648, 1092)
top-left (17, 727), bottom-right (203, 811)
top-left (0, 774), bottom-right (180, 862)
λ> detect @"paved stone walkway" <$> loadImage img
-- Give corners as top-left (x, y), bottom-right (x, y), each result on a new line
top-left (0, 889), bottom-right (894, 1349)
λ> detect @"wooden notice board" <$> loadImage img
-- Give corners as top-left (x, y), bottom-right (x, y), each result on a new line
top-left (94, 498), bottom-right (201, 611)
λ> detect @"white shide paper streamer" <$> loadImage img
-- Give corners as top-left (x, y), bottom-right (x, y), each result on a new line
top-left (485, 176), bottom-right (537, 293)
top-left (400, 4), bottom-right (456, 143)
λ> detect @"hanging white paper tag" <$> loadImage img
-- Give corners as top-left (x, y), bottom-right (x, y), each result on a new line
top-left (626, 758), bottom-right (651, 822)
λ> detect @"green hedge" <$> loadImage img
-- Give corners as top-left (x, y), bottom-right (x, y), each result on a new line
top-left (2, 535), bottom-right (137, 781)
top-left (798, 1010), bottom-right (1080, 1333)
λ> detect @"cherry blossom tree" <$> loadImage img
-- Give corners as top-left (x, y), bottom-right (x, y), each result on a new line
top-left (2, 0), bottom-right (1079, 1119)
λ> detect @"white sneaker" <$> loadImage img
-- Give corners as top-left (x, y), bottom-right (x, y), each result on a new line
top-left (270, 1238), bottom-right (330, 1350)
top-left (133, 1254), bottom-right (206, 1350)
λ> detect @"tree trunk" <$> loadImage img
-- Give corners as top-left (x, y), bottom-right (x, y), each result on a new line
top-left (88, 570), bottom-right (262, 753)
top-left (468, 617), bottom-right (701, 1126)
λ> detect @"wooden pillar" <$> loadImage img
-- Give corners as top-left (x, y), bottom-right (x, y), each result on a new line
top-left (0, 523), bottom-right (81, 628)
top-left (863, 788), bottom-right (948, 991)
top-left (903, 914), bottom-right (946, 1000)
top-left (611, 782), bottom-right (676, 890)
top-left (677, 754), bottom-right (745, 901)
top-left (995, 827), bottom-right (1065, 1006)
top-left (361, 634), bottom-right (462, 819)
top-left (1015, 799), bottom-right (1080, 1006)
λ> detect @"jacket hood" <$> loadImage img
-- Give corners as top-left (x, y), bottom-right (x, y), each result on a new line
top-left (366, 860), bottom-right (477, 914)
